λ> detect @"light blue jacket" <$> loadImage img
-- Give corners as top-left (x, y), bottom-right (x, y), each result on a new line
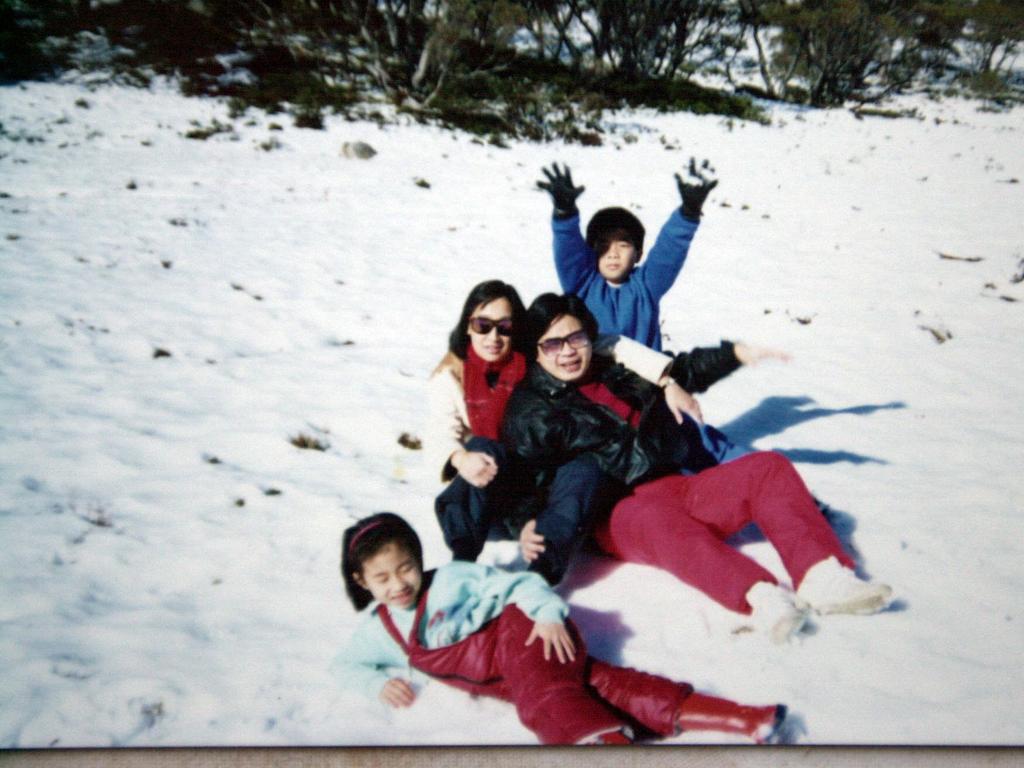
top-left (333, 561), bottom-right (569, 700)
top-left (552, 209), bottom-right (699, 351)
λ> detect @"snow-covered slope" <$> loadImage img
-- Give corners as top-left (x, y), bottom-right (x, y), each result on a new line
top-left (1, 79), bottom-right (1021, 747)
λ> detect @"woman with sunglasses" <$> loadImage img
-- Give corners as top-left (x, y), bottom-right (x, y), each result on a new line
top-left (502, 293), bottom-right (894, 644)
top-left (427, 280), bottom-right (698, 584)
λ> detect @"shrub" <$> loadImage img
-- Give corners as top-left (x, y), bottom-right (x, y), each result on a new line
top-left (290, 432), bottom-right (329, 451)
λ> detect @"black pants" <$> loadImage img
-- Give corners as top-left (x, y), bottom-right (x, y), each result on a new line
top-left (435, 437), bottom-right (617, 584)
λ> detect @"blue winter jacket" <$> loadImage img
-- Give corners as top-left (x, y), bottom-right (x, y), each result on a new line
top-left (552, 209), bottom-right (699, 351)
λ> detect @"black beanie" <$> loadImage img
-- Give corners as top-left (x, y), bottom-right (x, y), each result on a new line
top-left (585, 207), bottom-right (646, 255)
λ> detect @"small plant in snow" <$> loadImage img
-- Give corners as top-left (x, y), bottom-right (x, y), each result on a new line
top-left (290, 433), bottom-right (329, 451)
top-left (919, 324), bottom-right (953, 343)
top-left (293, 106), bottom-right (324, 130)
top-left (184, 119), bottom-right (234, 140)
top-left (398, 433), bottom-right (422, 450)
top-left (1011, 256), bottom-right (1024, 284)
top-left (139, 701), bottom-right (164, 729)
top-left (72, 501), bottom-right (113, 528)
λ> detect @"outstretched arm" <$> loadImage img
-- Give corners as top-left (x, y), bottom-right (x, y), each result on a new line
top-left (734, 342), bottom-right (792, 366)
top-left (593, 333), bottom-right (673, 384)
top-left (668, 340), bottom-right (791, 394)
top-left (668, 341), bottom-right (743, 394)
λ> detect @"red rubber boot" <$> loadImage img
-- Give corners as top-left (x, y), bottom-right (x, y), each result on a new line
top-left (676, 693), bottom-right (786, 744)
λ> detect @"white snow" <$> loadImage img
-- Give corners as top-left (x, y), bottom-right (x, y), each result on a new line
top-left (1, 78), bottom-right (1022, 747)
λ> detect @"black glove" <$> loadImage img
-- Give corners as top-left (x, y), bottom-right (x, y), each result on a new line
top-left (675, 157), bottom-right (719, 221)
top-left (538, 162), bottom-right (585, 219)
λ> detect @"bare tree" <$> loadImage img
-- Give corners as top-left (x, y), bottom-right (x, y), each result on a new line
top-left (960, 0), bottom-right (1024, 75)
top-left (735, 0), bottom-right (935, 106)
top-left (561, 0), bottom-right (733, 79)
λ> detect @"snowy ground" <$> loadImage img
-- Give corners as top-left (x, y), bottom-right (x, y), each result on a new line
top-left (1, 77), bottom-right (1022, 748)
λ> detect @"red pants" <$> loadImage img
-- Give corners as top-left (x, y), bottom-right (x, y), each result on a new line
top-left (491, 607), bottom-right (692, 744)
top-left (385, 602), bottom-right (692, 744)
top-left (594, 452), bottom-right (853, 613)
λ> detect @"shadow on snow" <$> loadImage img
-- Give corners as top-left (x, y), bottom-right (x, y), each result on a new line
top-left (718, 395), bottom-right (906, 466)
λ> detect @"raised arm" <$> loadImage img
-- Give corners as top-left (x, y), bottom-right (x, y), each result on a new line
top-left (539, 163), bottom-right (594, 293)
top-left (640, 157), bottom-right (719, 299)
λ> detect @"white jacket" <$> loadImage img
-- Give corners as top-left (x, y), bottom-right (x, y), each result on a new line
top-left (424, 335), bottom-right (672, 482)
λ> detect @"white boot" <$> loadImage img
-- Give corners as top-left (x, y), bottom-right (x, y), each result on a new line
top-left (797, 556), bottom-right (893, 615)
top-left (745, 581), bottom-right (809, 645)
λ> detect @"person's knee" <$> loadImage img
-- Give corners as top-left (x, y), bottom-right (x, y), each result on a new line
top-left (529, 556), bottom-right (567, 586)
top-left (759, 451), bottom-right (802, 485)
top-left (464, 435), bottom-right (508, 462)
top-left (742, 450), bottom-right (794, 479)
top-left (435, 482), bottom-right (489, 558)
top-left (551, 454), bottom-right (604, 494)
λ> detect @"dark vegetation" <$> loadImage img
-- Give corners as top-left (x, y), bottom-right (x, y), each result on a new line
top-left (3, 1), bottom-right (1022, 141)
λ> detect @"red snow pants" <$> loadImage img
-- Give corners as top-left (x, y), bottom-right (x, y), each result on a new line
top-left (594, 451), bottom-right (854, 613)
top-left (379, 599), bottom-right (692, 744)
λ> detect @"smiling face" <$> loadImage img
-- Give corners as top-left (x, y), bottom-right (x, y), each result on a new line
top-left (535, 313), bottom-right (593, 383)
top-left (597, 239), bottom-right (639, 285)
top-left (467, 297), bottom-right (513, 363)
top-left (353, 542), bottom-right (423, 611)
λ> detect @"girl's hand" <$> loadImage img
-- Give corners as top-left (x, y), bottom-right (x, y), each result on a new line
top-left (662, 380), bottom-right (703, 425)
top-left (379, 678), bottom-right (416, 708)
top-left (526, 621), bottom-right (576, 664)
top-left (452, 450), bottom-right (499, 488)
top-left (519, 519), bottom-right (546, 563)
top-left (734, 342), bottom-right (792, 367)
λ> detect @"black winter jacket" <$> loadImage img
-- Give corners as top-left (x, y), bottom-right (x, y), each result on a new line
top-left (502, 341), bottom-right (740, 488)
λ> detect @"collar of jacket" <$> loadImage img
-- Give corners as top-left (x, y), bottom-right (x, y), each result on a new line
top-left (524, 362), bottom-right (579, 398)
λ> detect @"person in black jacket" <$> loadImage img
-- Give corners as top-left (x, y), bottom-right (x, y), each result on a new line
top-left (502, 293), bottom-right (894, 644)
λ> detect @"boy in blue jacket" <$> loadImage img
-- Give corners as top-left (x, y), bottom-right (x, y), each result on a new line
top-left (538, 161), bottom-right (767, 463)
top-left (538, 159), bottom-right (717, 353)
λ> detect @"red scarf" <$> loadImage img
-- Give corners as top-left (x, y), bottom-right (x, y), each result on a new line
top-left (463, 347), bottom-right (527, 440)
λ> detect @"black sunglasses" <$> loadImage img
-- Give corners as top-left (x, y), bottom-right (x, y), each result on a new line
top-left (537, 330), bottom-right (591, 357)
top-left (468, 316), bottom-right (513, 336)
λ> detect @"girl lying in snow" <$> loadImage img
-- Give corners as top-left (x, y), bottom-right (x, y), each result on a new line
top-left (335, 512), bottom-right (787, 745)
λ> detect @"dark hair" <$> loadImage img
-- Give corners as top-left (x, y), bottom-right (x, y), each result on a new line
top-left (447, 280), bottom-right (529, 359)
top-left (523, 293), bottom-right (600, 360)
top-left (341, 512), bottom-right (424, 611)
top-left (586, 207), bottom-right (645, 257)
